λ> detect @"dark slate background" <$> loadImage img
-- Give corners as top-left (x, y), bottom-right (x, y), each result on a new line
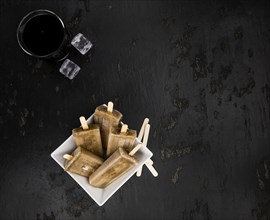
top-left (0, 0), bottom-right (270, 219)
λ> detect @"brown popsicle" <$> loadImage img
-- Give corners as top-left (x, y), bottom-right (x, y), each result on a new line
top-left (72, 116), bottom-right (103, 157)
top-left (89, 144), bottom-right (143, 188)
top-left (63, 147), bottom-right (104, 177)
top-left (106, 124), bottom-right (137, 157)
top-left (93, 102), bottom-right (123, 148)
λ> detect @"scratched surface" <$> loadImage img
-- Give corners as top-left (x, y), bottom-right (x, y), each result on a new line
top-left (0, 0), bottom-right (270, 219)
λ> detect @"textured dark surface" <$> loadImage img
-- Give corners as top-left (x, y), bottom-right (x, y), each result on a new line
top-left (0, 0), bottom-right (270, 219)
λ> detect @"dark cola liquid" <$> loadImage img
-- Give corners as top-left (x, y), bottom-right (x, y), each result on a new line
top-left (22, 14), bottom-right (65, 56)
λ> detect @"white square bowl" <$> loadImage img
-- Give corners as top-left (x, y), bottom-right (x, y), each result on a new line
top-left (51, 113), bottom-right (153, 206)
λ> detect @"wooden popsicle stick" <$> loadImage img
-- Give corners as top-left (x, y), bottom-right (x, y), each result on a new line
top-left (136, 124), bottom-right (151, 177)
top-left (107, 101), bottom-right (113, 112)
top-left (145, 161), bottom-right (158, 177)
top-left (63, 154), bottom-right (73, 160)
top-left (79, 116), bottom-right (89, 130)
top-left (137, 118), bottom-right (149, 142)
top-left (148, 158), bottom-right (154, 165)
top-left (120, 124), bottom-right (128, 133)
top-left (143, 124), bottom-right (150, 146)
top-left (136, 159), bottom-right (153, 176)
top-left (129, 143), bottom-right (143, 156)
top-left (136, 166), bottom-right (143, 176)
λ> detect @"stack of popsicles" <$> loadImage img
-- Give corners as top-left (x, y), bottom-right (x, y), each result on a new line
top-left (63, 101), bottom-right (158, 188)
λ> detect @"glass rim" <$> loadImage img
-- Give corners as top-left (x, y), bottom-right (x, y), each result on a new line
top-left (17, 9), bottom-right (67, 58)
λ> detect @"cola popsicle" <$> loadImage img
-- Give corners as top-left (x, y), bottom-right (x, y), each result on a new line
top-left (72, 116), bottom-right (103, 157)
top-left (106, 124), bottom-right (137, 157)
top-left (89, 144), bottom-right (142, 188)
top-left (93, 102), bottom-right (122, 148)
top-left (63, 147), bottom-right (104, 177)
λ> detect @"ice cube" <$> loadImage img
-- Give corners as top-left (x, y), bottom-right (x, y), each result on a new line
top-left (71, 33), bottom-right (93, 55)
top-left (59, 59), bottom-right (80, 79)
